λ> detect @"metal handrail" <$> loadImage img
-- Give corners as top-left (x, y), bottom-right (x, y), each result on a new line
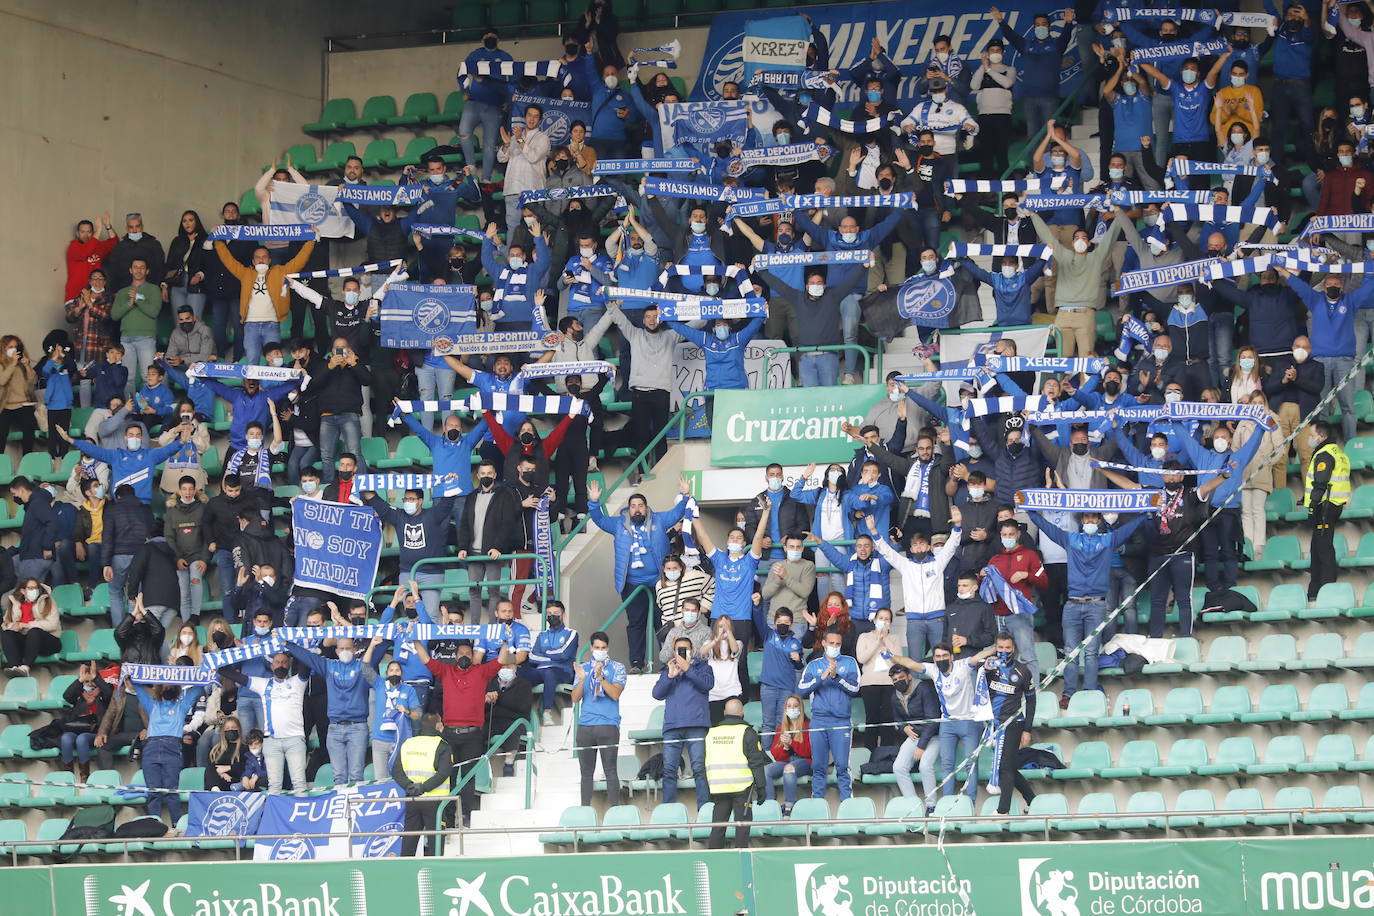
top-left (765, 344), bottom-right (878, 381)
top-left (573, 584), bottom-right (655, 667)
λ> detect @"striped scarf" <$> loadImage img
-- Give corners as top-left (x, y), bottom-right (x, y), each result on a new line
top-left (1301, 214), bottom-right (1374, 238)
top-left (749, 249), bottom-right (872, 270)
top-left (352, 474), bottom-right (450, 492)
top-left (650, 297), bottom-right (769, 321)
top-left (387, 399), bottom-right (473, 426)
top-left (964, 395), bottom-right (1051, 418)
top-left (202, 639), bottom-right (284, 671)
top-left (902, 458), bottom-right (934, 514)
top-left (1014, 488), bottom-right (1165, 513)
top-left (1107, 189), bottom-right (1212, 207)
top-left (276, 625), bottom-right (393, 642)
top-left (641, 177), bottom-right (766, 203)
top-left (798, 101), bottom-right (899, 135)
top-left (1164, 203), bottom-right (1278, 230)
top-left (678, 496), bottom-right (701, 568)
top-left (1207, 255), bottom-right (1273, 282)
top-left (123, 664), bottom-right (218, 686)
top-left (987, 356), bottom-right (1103, 375)
top-left (226, 447), bottom-right (272, 488)
top-left (287, 259), bottom-right (404, 280)
top-left (726, 142), bottom-right (827, 173)
top-left (845, 554), bottom-right (885, 603)
top-left (979, 565), bottom-right (1037, 616)
top-left (467, 391), bottom-right (590, 417)
top-left (1271, 254), bottom-right (1374, 274)
top-left (518, 185), bottom-right (623, 207)
top-left (1116, 258), bottom-right (1223, 295)
top-left (412, 225), bottom-right (486, 243)
top-left (944, 178), bottom-right (1066, 194)
top-left (946, 243), bottom-right (1053, 261)
top-left (458, 59), bottom-right (565, 80)
top-left (1114, 314), bottom-right (1153, 363)
top-left (1166, 159), bottom-right (1267, 179)
top-left (516, 360), bottom-right (616, 384)
top-left (1021, 194), bottom-right (1109, 212)
top-left (1090, 459), bottom-right (1207, 476)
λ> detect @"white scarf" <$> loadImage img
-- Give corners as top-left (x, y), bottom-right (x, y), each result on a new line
top-left (846, 554), bottom-right (885, 603)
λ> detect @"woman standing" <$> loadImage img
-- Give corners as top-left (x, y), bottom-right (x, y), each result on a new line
top-left (791, 462), bottom-right (853, 602)
top-left (854, 607), bottom-right (902, 750)
top-left (167, 624), bottom-right (204, 666)
top-left (164, 210), bottom-right (210, 322)
top-left (653, 555), bottom-right (714, 639)
top-left (763, 694), bottom-right (812, 817)
top-left (1234, 392), bottom-right (1285, 558)
top-left (703, 615), bottom-right (741, 725)
top-left (0, 336), bottom-right (38, 457)
top-left (1228, 346), bottom-right (1265, 405)
top-left (1, 579), bottom-right (61, 677)
top-left (366, 636), bottom-right (421, 774)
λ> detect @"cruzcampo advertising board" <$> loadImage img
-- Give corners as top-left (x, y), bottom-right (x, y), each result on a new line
top-left (710, 384), bottom-right (886, 467)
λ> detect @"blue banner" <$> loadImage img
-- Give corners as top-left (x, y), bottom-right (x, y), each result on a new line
top-left (658, 100), bottom-right (750, 148)
top-left (692, 2), bottom-right (1081, 105)
top-left (291, 500), bottom-right (384, 602)
top-left (209, 224), bottom-right (314, 241)
top-left (253, 782), bottom-right (406, 861)
top-left (379, 282), bottom-right (557, 355)
top-left (335, 185), bottom-right (427, 207)
top-left (897, 275), bottom-right (957, 325)
top-left (535, 492), bottom-right (555, 599)
top-left (511, 91), bottom-right (591, 147)
top-left (187, 792), bottom-right (266, 843)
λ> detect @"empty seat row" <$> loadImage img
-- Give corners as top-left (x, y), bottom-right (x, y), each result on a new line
top-left (1042, 681), bottom-right (1374, 729)
top-left (1049, 733), bottom-right (1371, 781)
top-left (1140, 630), bottom-right (1374, 675)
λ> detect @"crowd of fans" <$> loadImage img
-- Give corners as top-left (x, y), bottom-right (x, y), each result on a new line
top-left (4, 0), bottom-right (1370, 846)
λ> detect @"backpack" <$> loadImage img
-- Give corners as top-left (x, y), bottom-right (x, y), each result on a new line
top-left (1017, 746), bottom-right (1065, 774)
top-left (52, 805), bottom-right (116, 862)
top-left (636, 753), bottom-right (665, 781)
top-left (114, 817), bottom-right (169, 839)
top-left (1202, 588), bottom-right (1257, 617)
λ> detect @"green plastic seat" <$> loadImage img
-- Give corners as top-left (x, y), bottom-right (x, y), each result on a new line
top-left (629, 705), bottom-right (664, 742)
top-left (0, 724), bottom-right (33, 759)
top-left (304, 98), bottom-right (357, 133)
top-left (593, 754), bottom-right (638, 794)
top-left (32, 674), bottom-right (77, 711)
top-left (1166, 789), bottom-right (1216, 828)
top-left (1142, 687), bottom-right (1203, 725)
top-left (931, 795), bottom-right (973, 820)
top-left (584, 804), bottom-right (642, 844)
top-left (770, 797), bottom-right (830, 838)
top-left (1245, 534), bottom-right (1299, 572)
top-left (1200, 787), bottom-right (1262, 828)
top-left (865, 796), bottom-right (925, 836)
top-left (1199, 736), bottom-right (1257, 776)
top-left (1245, 735), bottom-right (1306, 775)
top-left (376, 437), bottom-right (420, 469)
top-left (16, 451), bottom-right (53, 481)
top-left (1100, 740), bottom-right (1159, 778)
top-left (1254, 786), bottom-right (1314, 827)
top-left (1010, 793), bottom-right (1069, 833)
top-left (749, 800), bottom-right (783, 837)
top-left (1035, 641), bottom-right (1057, 674)
top-left (1347, 736), bottom-right (1374, 772)
top-left (1305, 785), bottom-right (1368, 826)
top-left (1031, 691), bottom-right (1058, 727)
top-left (50, 583), bottom-right (83, 615)
top-left (1238, 683), bottom-right (1300, 723)
top-left (1253, 583), bottom-right (1306, 621)
top-left (387, 91), bottom-right (439, 126)
top-left (1296, 734), bottom-right (1355, 774)
top-left (0, 676), bottom-right (39, 710)
top-left (1343, 484), bottom-right (1374, 519)
top-left (1194, 684), bottom-right (1251, 723)
top-left (84, 629), bottom-right (120, 660)
top-left (1110, 791), bottom-right (1166, 831)
top-left (360, 139), bottom-right (398, 169)
top-left (0, 454), bottom-right (13, 485)
top-left (78, 771), bottom-right (120, 804)
top-left (359, 436), bottom-right (390, 470)
top-left (1336, 632), bottom-right (1374, 668)
top-left (1237, 634), bottom-right (1296, 672)
top-left (1289, 632), bottom-right (1345, 670)
top-left (1354, 582), bottom-right (1374, 618)
top-left (1341, 531), bottom-right (1374, 568)
top-left (344, 95), bottom-right (398, 130)
top-left (960, 795), bottom-right (1017, 834)
top-left (1098, 688), bottom-right (1152, 726)
top-left (538, 805), bottom-right (597, 846)
top-left (429, 91), bottom-right (466, 126)
top-left (30, 818), bottom-right (75, 856)
top-left (20, 772), bottom-right (78, 808)
top-left (303, 141), bottom-right (357, 174)
top-left (1263, 488), bottom-right (1296, 522)
top-left (1051, 690), bottom-right (1106, 727)
top-left (1053, 741), bottom-right (1111, 780)
top-left (386, 135), bottom-right (440, 168)
top-left (817, 796), bottom-right (876, 837)
top-left (1303, 582), bottom-right (1355, 620)
top-left (1069, 792), bottom-right (1117, 832)
top-left (1142, 637), bottom-right (1199, 673)
top-left (1189, 635), bottom-right (1246, 672)
top-left (1147, 738), bottom-right (1208, 777)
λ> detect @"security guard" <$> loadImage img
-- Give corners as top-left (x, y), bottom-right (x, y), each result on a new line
top-left (703, 697), bottom-right (769, 849)
top-left (1305, 421), bottom-right (1350, 601)
top-left (391, 714), bottom-right (455, 857)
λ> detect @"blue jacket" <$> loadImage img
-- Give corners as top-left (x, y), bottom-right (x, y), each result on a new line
top-left (589, 81), bottom-right (639, 141)
top-left (760, 630), bottom-right (803, 691)
top-left (666, 318), bottom-right (764, 391)
top-left (816, 541), bottom-right (891, 620)
top-left (960, 260), bottom-right (1045, 326)
top-left (1286, 276), bottom-right (1374, 359)
top-left (205, 378), bottom-right (304, 451)
top-left (284, 642), bottom-right (374, 723)
top-left (159, 361), bottom-right (216, 420)
top-left (590, 498), bottom-right (688, 590)
top-left (369, 677), bottom-right (419, 743)
top-left (999, 19), bottom-right (1074, 97)
top-left (794, 210), bottom-right (902, 292)
top-left (377, 602), bottom-right (436, 684)
top-left (133, 683), bottom-right (205, 739)
top-left (1261, 0), bottom-right (1315, 80)
top-left (1029, 511), bottom-right (1146, 598)
top-left (89, 360), bottom-right (128, 407)
top-left (790, 482), bottom-right (856, 540)
top-left (1069, 375), bottom-right (1140, 443)
top-left (842, 482), bottom-right (894, 538)
top-left (73, 439), bottom-right (181, 504)
top-left (42, 360), bottom-right (74, 410)
top-left (135, 382), bottom-right (174, 419)
top-left (1213, 279), bottom-right (1301, 356)
top-left (527, 625), bottom-right (579, 680)
top-left (17, 488), bottom-right (57, 559)
top-left (797, 655), bottom-right (860, 719)
top-left (461, 46), bottom-right (515, 106)
top-left (402, 415), bottom-right (488, 495)
top-left (1173, 423), bottom-right (1266, 510)
top-left (1112, 428), bottom-right (1166, 488)
top-left (482, 234), bottom-right (551, 327)
top-left (651, 657), bottom-right (714, 731)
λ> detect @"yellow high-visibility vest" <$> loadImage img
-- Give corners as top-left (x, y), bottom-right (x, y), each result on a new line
top-left (704, 722), bottom-right (753, 794)
top-left (398, 735), bottom-right (448, 797)
top-left (1305, 443), bottom-right (1351, 507)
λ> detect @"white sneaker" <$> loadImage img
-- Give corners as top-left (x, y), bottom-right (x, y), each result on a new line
top-left (542, 709), bottom-right (557, 727)
top-left (587, 457), bottom-right (599, 472)
top-left (842, 373), bottom-right (856, 385)
top-left (986, 784), bottom-right (1001, 796)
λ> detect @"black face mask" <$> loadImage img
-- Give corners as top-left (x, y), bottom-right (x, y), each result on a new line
top-left (213, 631), bottom-right (232, 648)
top-left (569, 329), bottom-right (585, 343)
top-left (519, 431), bottom-right (535, 445)
top-left (178, 322), bottom-right (194, 332)
top-left (915, 144), bottom-right (934, 157)
top-left (910, 550), bottom-right (931, 562)
top-left (565, 385), bottom-right (582, 397)
top-left (387, 674), bottom-right (403, 687)
top-left (162, 687), bottom-right (181, 701)
top-left (1007, 441), bottom-right (1024, 456)
top-left (547, 615), bottom-right (563, 630)
top-left (446, 428), bottom-right (461, 442)
top-left (1165, 481), bottom-right (1183, 492)
top-left (479, 476), bottom-right (496, 488)
top-left (483, 36), bottom-right (498, 49)
top-left (338, 470), bottom-right (354, 481)
top-left (936, 659), bottom-right (952, 674)
top-left (1232, 38), bottom-right (1249, 49)
top-left (405, 606), bottom-right (418, 619)
top-left (350, 617), bottom-right (367, 627)
top-left (878, 177), bottom-right (894, 192)
top-left (1326, 287), bottom-right (1343, 301)
top-left (224, 730), bottom-right (241, 741)
top-left (553, 159), bottom-right (570, 173)
top-left (272, 666), bottom-right (290, 679)
top-left (776, 624), bottom-right (791, 637)
top-left (1104, 380), bottom-right (1121, 396)
top-left (1072, 443), bottom-right (1090, 456)
top-left (456, 656), bottom-right (473, 670)
top-left (565, 43), bottom-right (579, 55)
top-left (892, 678), bottom-right (911, 693)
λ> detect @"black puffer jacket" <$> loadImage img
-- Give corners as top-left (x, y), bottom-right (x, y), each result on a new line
top-left (115, 609), bottom-right (166, 664)
top-left (104, 494), bottom-right (154, 557)
top-left (124, 537), bottom-right (181, 609)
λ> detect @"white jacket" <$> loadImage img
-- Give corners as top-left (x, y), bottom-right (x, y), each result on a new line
top-left (874, 527), bottom-right (962, 619)
top-left (498, 128), bottom-right (551, 194)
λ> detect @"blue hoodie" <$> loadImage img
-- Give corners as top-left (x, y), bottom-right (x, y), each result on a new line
top-left (401, 415), bottom-right (488, 495)
top-left (460, 46), bottom-right (515, 106)
top-left (798, 654), bottom-right (860, 719)
top-left (590, 498), bottom-right (688, 590)
top-left (1171, 422), bottom-right (1266, 510)
top-left (133, 683), bottom-right (206, 739)
top-left (1286, 276), bottom-right (1374, 359)
top-left (651, 657), bottom-right (714, 731)
top-left (665, 317), bottom-right (764, 391)
top-left (204, 378), bottom-right (305, 451)
top-left (73, 439), bottom-right (182, 504)
top-left (42, 360), bottom-right (74, 410)
top-left (284, 642), bottom-right (374, 723)
top-left (1262, 0), bottom-right (1315, 80)
top-left (589, 80), bottom-right (639, 142)
top-left (760, 629), bottom-right (803, 691)
top-left (1029, 511), bottom-right (1146, 598)
top-left (999, 19), bottom-right (1074, 97)
top-left (960, 260), bottom-right (1046, 326)
top-left (527, 625), bottom-right (579, 680)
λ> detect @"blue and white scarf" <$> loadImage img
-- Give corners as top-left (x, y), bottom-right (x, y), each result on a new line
top-left (287, 259), bottom-right (404, 280)
top-left (1127, 37), bottom-right (1230, 63)
top-left (1165, 203), bottom-right (1278, 230)
top-left (353, 474), bottom-right (450, 492)
top-left (592, 158), bottom-right (700, 175)
top-left (209, 224), bottom-right (314, 241)
top-left (750, 249), bottom-right (872, 270)
top-left (946, 243), bottom-right (1053, 261)
top-left (637, 295), bottom-right (768, 321)
top-left (1014, 488), bottom-right (1165, 513)
top-left (727, 191), bottom-right (915, 220)
top-left (467, 391), bottom-right (590, 417)
top-left (408, 624), bottom-right (504, 642)
top-left (386, 400), bottom-right (478, 426)
top-left (846, 554), bottom-right (885, 604)
top-left (457, 59), bottom-right (565, 80)
top-left (186, 362), bottom-right (307, 386)
top-left (202, 639), bottom-right (284, 671)
top-left (1207, 256), bottom-right (1274, 281)
top-left (893, 367), bottom-right (984, 384)
top-left (724, 142), bottom-right (828, 175)
top-left (627, 519), bottom-right (649, 570)
top-left (1114, 314), bottom-right (1153, 362)
top-left (945, 178), bottom-right (1066, 194)
top-left (985, 356), bottom-right (1104, 375)
top-left (746, 69), bottom-right (833, 90)
top-left (1116, 258), bottom-right (1223, 294)
top-left (516, 360), bottom-right (616, 385)
top-left (1301, 214), bottom-right (1374, 238)
top-left (641, 177), bottom-right (767, 203)
top-left (225, 447), bottom-right (272, 489)
top-left (964, 395), bottom-right (1051, 418)
top-left (535, 492), bottom-right (555, 597)
top-left (798, 102), bottom-right (899, 135)
top-left (677, 496), bottom-right (702, 567)
top-left (657, 263), bottom-right (758, 297)
top-left (902, 458), bottom-right (934, 513)
top-left (1272, 254), bottom-right (1374, 274)
top-left (411, 224), bottom-right (486, 243)
top-left (1021, 195), bottom-right (1109, 212)
top-left (276, 625), bottom-right (392, 643)
top-left (123, 664), bottom-right (219, 686)
top-left (1107, 189), bottom-right (1213, 207)
top-left (1102, 7), bottom-right (1217, 23)
top-left (518, 185), bottom-right (623, 207)
top-left (1166, 160), bottom-right (1269, 179)
top-left (335, 185), bottom-right (428, 207)
top-left (1090, 459), bottom-right (1207, 476)
top-left (978, 565), bottom-right (1037, 617)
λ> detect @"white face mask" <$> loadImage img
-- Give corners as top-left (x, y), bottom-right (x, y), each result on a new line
top-left (989, 52), bottom-right (1003, 64)
top-left (682, 611), bottom-right (699, 626)
top-left (246, 437), bottom-right (263, 451)
top-left (179, 632), bottom-right (194, 645)
top-left (1153, 348), bottom-right (1170, 363)
top-left (826, 469), bottom-right (842, 484)
top-left (591, 649), bottom-right (609, 663)
top-left (1123, 81), bottom-right (1138, 96)
top-left (1081, 522), bottom-right (1099, 535)
top-left (261, 576), bottom-right (275, 588)
top-left (254, 263), bottom-right (269, 275)
top-left (1177, 294), bottom-right (1195, 309)
top-left (1255, 151), bottom-right (1271, 165)
top-left (690, 221), bottom-right (707, 234)
top-left (967, 486), bottom-right (985, 500)
top-left (1072, 238), bottom-right (1089, 254)
top-left (874, 619), bottom-right (888, 632)
top-left (508, 256), bottom-right (525, 270)
top-left (665, 568), bottom-right (681, 582)
top-left (807, 283), bottom-right (825, 297)
top-left (840, 231), bottom-right (858, 244)
top-left (1230, 77), bottom-right (1245, 89)
top-left (24, 588), bottom-right (40, 603)
top-left (1151, 445), bottom-right (1167, 461)
top-left (1001, 266), bottom-right (1018, 279)
top-left (1239, 357), bottom-right (1255, 372)
top-left (1307, 434), bottom-right (1321, 450)
top-left (921, 260), bottom-right (938, 274)
top-left (126, 437), bottom-right (142, 451)
top-left (1292, 347), bottom-right (1308, 363)
top-left (579, 247), bottom-right (595, 259)
top-left (714, 325), bottom-right (730, 340)
top-left (337, 650), bottom-right (355, 664)
top-left (3, 348), bottom-right (15, 359)
top-left (957, 589), bottom-right (975, 601)
top-left (1230, 131), bottom-right (1245, 146)
top-left (1164, 390), bottom-right (1182, 403)
top-left (1213, 438), bottom-right (1230, 453)
top-left (604, 74), bottom-right (618, 88)
top-left (786, 549), bottom-right (802, 562)
top-left (786, 707), bottom-right (802, 720)
top-left (727, 541), bottom-right (746, 555)
top-left (824, 645), bottom-right (841, 659)
top-left (403, 501), bottom-right (420, 515)
top-left (1050, 155), bottom-right (1066, 169)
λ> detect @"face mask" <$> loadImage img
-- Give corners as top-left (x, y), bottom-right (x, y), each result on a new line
top-left (957, 589), bottom-right (975, 601)
top-left (1255, 150), bottom-right (1271, 165)
top-left (1007, 441), bottom-right (1024, 455)
top-left (272, 666), bottom-right (289, 679)
top-left (508, 256), bottom-right (525, 270)
top-left (246, 437), bottom-right (263, 451)
top-left (1357, 107), bottom-right (1369, 121)
top-left (806, 283), bottom-right (825, 297)
top-left (1209, 438), bottom-right (1229, 454)
top-left (254, 263), bottom-right (269, 275)
top-left (1340, 155), bottom-right (1355, 168)
top-left (496, 667), bottom-right (516, 685)
top-left (1327, 287), bottom-right (1343, 301)
top-left (1001, 265), bottom-right (1018, 279)
top-left (1072, 238), bottom-right (1089, 254)
top-left (424, 171), bottom-right (447, 185)
top-left (824, 645), bottom-right (841, 659)
top-left (1154, 348), bottom-right (1170, 363)
top-left (866, 89), bottom-right (882, 103)
top-left (1147, 236), bottom-right (1167, 255)
top-left (786, 707), bottom-right (802, 720)
top-left (126, 437), bottom-right (142, 451)
top-left (727, 542), bottom-right (745, 555)
top-left (1034, 25), bottom-right (1050, 39)
top-left (1165, 390), bottom-right (1182, 403)
top-left (931, 92), bottom-right (948, 104)
top-left (1123, 81), bottom-right (1137, 96)
top-left (676, 611), bottom-right (697, 629)
top-left (1239, 357), bottom-right (1256, 372)
top-left (1104, 380), bottom-right (1121, 396)
top-left (968, 486), bottom-right (985, 500)
top-left (996, 650), bottom-right (1014, 663)
top-left (1151, 445), bottom-right (1167, 461)
top-left (1081, 522), bottom-right (1099, 536)
top-left (775, 623), bottom-right (792, 639)
top-left (784, 548), bottom-right (803, 563)
top-left (93, 486), bottom-right (106, 500)
top-left (714, 325), bottom-right (730, 340)
top-left (967, 444), bottom-right (983, 459)
top-left (989, 52), bottom-right (1004, 64)
top-left (453, 655), bottom-right (472, 670)
top-left (704, 282), bottom-right (721, 297)
top-left (1143, 213), bottom-right (1159, 226)
top-left (577, 245), bottom-right (597, 261)
top-left (690, 221), bottom-right (706, 234)
top-left (1230, 76), bottom-right (1245, 90)
top-left (1177, 294), bottom-right (1195, 309)
top-left (24, 588), bottom-right (40, 602)
top-left (629, 511), bottom-right (646, 524)
top-left (402, 500), bottom-right (421, 516)
top-left (1072, 442), bottom-right (1090, 456)
top-left (921, 259), bottom-right (938, 274)
top-left (329, 648), bottom-right (354, 665)
top-left (1001, 536), bottom-right (1018, 550)
top-left (1050, 155), bottom-right (1066, 169)
top-left (665, 568), bottom-right (681, 582)
top-left (591, 649), bottom-right (609, 663)
top-left (840, 231), bottom-right (858, 244)
top-left (1107, 166), bottom-right (1126, 181)
top-left (1293, 348), bottom-right (1308, 362)
top-left (874, 619), bottom-right (888, 632)
top-left (1181, 69), bottom-right (1198, 85)
top-left (936, 659), bottom-right (952, 674)
top-left (387, 674), bottom-right (402, 687)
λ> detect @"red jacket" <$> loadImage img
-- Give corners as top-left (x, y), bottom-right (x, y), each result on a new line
top-left (986, 545), bottom-right (1048, 617)
top-left (426, 657), bottom-right (503, 727)
top-left (769, 725), bottom-right (812, 763)
top-left (65, 237), bottom-right (119, 301)
top-left (1318, 164), bottom-right (1374, 216)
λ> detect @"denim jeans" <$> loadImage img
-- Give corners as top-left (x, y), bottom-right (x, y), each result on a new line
top-left (15, 558), bottom-right (54, 585)
top-left (458, 99), bottom-right (505, 181)
top-left (214, 549), bottom-right (238, 623)
top-left (764, 758), bottom-right (812, 805)
top-left (236, 694), bottom-right (264, 737)
top-left (122, 336), bottom-right (156, 398)
top-left (177, 563), bottom-right (206, 620)
top-left (242, 321), bottom-right (279, 367)
top-left (1323, 356), bottom-right (1358, 442)
top-left (108, 553), bottom-right (135, 628)
top-left (938, 719), bottom-right (983, 801)
top-left (621, 582), bottom-right (654, 669)
top-left (371, 740), bottom-right (394, 776)
top-left (402, 571), bottom-right (445, 618)
top-left (798, 352), bottom-right (840, 388)
top-left (264, 734), bottom-right (308, 793)
top-left (142, 735), bottom-right (184, 823)
top-left (518, 664), bottom-right (572, 711)
top-left (326, 721), bottom-right (369, 784)
top-left (145, 604), bottom-right (176, 631)
top-left (1210, 320), bottom-right (1233, 389)
top-left (660, 726), bottom-right (708, 807)
top-left (414, 364), bottom-right (458, 429)
top-left (996, 613), bottom-right (1039, 682)
top-left (1022, 96), bottom-right (1058, 138)
top-left (60, 731), bottom-right (97, 763)
top-left (905, 616), bottom-right (945, 664)
top-left (320, 412), bottom-right (365, 483)
top-left (171, 284), bottom-right (207, 322)
top-left (809, 715), bottom-right (852, 799)
top-left (1150, 92), bottom-right (1175, 166)
top-left (894, 735), bottom-right (939, 801)
top-left (209, 296), bottom-right (243, 361)
top-left (839, 294), bottom-right (862, 377)
top-left (286, 444), bottom-right (319, 485)
top-left (464, 559), bottom-right (507, 623)
top-left (284, 594), bottom-right (322, 628)
top-left (759, 684), bottom-right (791, 737)
top-left (1062, 597), bottom-right (1106, 697)
top-left (1147, 552), bottom-right (1194, 638)
top-left (1107, 567), bottom-right (1138, 638)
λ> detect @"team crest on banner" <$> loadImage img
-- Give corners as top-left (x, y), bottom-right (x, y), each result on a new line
top-left (659, 101), bottom-right (750, 148)
top-left (897, 275), bottom-right (957, 325)
top-left (187, 791), bottom-right (266, 841)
